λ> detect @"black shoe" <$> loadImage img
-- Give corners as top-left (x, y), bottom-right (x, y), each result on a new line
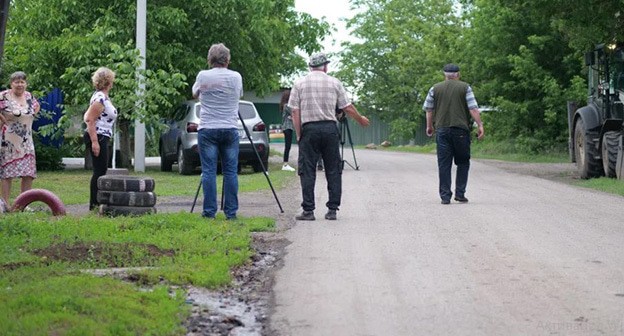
top-left (454, 196), bottom-right (469, 203)
top-left (325, 209), bottom-right (337, 220)
top-left (296, 211), bottom-right (315, 221)
top-left (441, 199), bottom-right (451, 205)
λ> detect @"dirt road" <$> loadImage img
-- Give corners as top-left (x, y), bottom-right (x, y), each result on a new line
top-left (268, 146), bottom-right (624, 335)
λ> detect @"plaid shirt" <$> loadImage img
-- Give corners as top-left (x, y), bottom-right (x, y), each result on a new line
top-left (288, 71), bottom-right (351, 124)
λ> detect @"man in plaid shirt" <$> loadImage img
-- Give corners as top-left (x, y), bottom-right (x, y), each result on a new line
top-left (288, 52), bottom-right (370, 221)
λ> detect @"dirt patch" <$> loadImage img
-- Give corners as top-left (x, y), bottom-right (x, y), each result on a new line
top-left (32, 242), bottom-right (175, 267)
top-left (477, 159), bottom-right (581, 184)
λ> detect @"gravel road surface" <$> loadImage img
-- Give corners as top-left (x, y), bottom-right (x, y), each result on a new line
top-left (268, 146), bottom-right (624, 336)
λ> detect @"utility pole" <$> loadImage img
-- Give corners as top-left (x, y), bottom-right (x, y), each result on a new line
top-left (0, 0), bottom-right (9, 63)
top-left (134, 0), bottom-right (146, 172)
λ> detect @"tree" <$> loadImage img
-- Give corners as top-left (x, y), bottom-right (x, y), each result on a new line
top-left (338, 0), bottom-right (463, 141)
top-left (2, 0), bottom-right (329, 164)
top-left (460, 0), bottom-right (589, 153)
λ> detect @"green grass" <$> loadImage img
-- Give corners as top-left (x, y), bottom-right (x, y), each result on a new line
top-left (0, 212), bottom-right (274, 335)
top-left (0, 156), bottom-right (288, 335)
top-left (10, 161), bottom-right (293, 205)
top-left (575, 177), bottom-right (624, 196)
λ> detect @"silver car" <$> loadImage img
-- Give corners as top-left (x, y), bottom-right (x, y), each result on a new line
top-left (159, 100), bottom-right (270, 174)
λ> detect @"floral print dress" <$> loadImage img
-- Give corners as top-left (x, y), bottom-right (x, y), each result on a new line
top-left (0, 90), bottom-right (40, 179)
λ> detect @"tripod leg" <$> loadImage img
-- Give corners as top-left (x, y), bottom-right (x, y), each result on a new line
top-left (345, 121), bottom-right (359, 170)
top-left (190, 177), bottom-right (202, 213)
top-left (239, 111), bottom-right (284, 213)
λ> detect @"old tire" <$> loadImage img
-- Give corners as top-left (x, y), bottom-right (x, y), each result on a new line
top-left (602, 131), bottom-right (620, 178)
top-left (99, 204), bottom-right (157, 217)
top-left (97, 190), bottom-right (157, 207)
top-left (11, 189), bottom-right (66, 216)
top-left (574, 118), bottom-right (603, 178)
top-left (178, 146), bottom-right (195, 175)
top-left (97, 175), bottom-right (155, 192)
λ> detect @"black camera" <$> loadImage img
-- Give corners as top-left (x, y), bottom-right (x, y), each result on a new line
top-left (335, 107), bottom-right (346, 122)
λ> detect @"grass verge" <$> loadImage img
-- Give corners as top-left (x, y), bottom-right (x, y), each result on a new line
top-left (0, 211), bottom-right (274, 335)
top-left (14, 161), bottom-right (293, 205)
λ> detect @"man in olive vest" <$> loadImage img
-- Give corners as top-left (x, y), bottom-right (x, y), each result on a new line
top-left (423, 63), bottom-right (485, 204)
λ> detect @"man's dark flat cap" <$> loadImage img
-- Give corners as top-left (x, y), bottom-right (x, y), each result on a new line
top-left (443, 63), bottom-right (460, 72)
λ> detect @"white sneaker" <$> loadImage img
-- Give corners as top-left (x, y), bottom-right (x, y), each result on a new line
top-left (282, 164), bottom-right (296, 171)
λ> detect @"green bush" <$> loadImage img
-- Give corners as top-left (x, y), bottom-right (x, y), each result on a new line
top-left (34, 135), bottom-right (66, 171)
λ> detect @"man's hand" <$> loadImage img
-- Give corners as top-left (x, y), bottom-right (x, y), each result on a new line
top-left (476, 124), bottom-right (485, 140)
top-left (358, 116), bottom-right (370, 127)
top-left (426, 126), bottom-right (434, 137)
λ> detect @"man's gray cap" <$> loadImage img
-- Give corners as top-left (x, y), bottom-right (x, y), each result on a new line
top-left (443, 63), bottom-right (460, 72)
top-left (309, 52), bottom-right (330, 67)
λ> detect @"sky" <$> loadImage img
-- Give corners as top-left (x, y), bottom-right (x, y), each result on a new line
top-left (294, 0), bottom-right (357, 55)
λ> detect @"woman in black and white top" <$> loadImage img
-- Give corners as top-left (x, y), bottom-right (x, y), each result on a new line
top-left (83, 67), bottom-right (117, 211)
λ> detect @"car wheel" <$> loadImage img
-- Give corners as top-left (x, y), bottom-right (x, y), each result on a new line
top-left (178, 146), bottom-right (195, 175)
top-left (160, 145), bottom-right (173, 172)
top-left (252, 160), bottom-right (269, 173)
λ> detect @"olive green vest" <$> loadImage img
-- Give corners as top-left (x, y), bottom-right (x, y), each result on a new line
top-left (432, 80), bottom-right (471, 130)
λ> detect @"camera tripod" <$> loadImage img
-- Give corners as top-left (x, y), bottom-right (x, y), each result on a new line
top-left (190, 111), bottom-right (284, 214)
top-left (339, 118), bottom-right (359, 170)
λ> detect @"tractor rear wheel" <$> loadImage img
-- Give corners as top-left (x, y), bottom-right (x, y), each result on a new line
top-left (574, 118), bottom-right (603, 178)
top-left (602, 131), bottom-right (620, 178)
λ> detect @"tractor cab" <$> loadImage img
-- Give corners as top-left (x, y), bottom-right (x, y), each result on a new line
top-left (585, 43), bottom-right (624, 121)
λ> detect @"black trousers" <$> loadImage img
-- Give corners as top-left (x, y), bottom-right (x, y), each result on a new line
top-left (297, 121), bottom-right (342, 211)
top-left (283, 129), bottom-right (293, 162)
top-left (84, 132), bottom-right (109, 210)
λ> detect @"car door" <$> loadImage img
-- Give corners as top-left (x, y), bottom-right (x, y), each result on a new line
top-left (162, 104), bottom-right (189, 156)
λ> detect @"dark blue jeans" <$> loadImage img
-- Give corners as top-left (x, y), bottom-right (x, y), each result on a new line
top-left (198, 128), bottom-right (239, 219)
top-left (298, 121), bottom-right (342, 212)
top-left (436, 127), bottom-right (471, 201)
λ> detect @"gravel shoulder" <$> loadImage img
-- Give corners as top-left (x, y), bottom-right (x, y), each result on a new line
top-left (476, 159), bottom-right (580, 184)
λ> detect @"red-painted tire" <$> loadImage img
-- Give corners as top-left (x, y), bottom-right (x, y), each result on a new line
top-left (11, 189), bottom-right (66, 216)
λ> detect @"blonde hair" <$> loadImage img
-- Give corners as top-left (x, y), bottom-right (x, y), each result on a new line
top-left (92, 67), bottom-right (115, 91)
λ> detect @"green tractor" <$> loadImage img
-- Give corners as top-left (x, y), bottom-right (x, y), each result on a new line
top-left (569, 43), bottom-right (624, 179)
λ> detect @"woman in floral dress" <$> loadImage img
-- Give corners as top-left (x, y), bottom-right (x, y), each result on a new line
top-left (0, 71), bottom-right (40, 206)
